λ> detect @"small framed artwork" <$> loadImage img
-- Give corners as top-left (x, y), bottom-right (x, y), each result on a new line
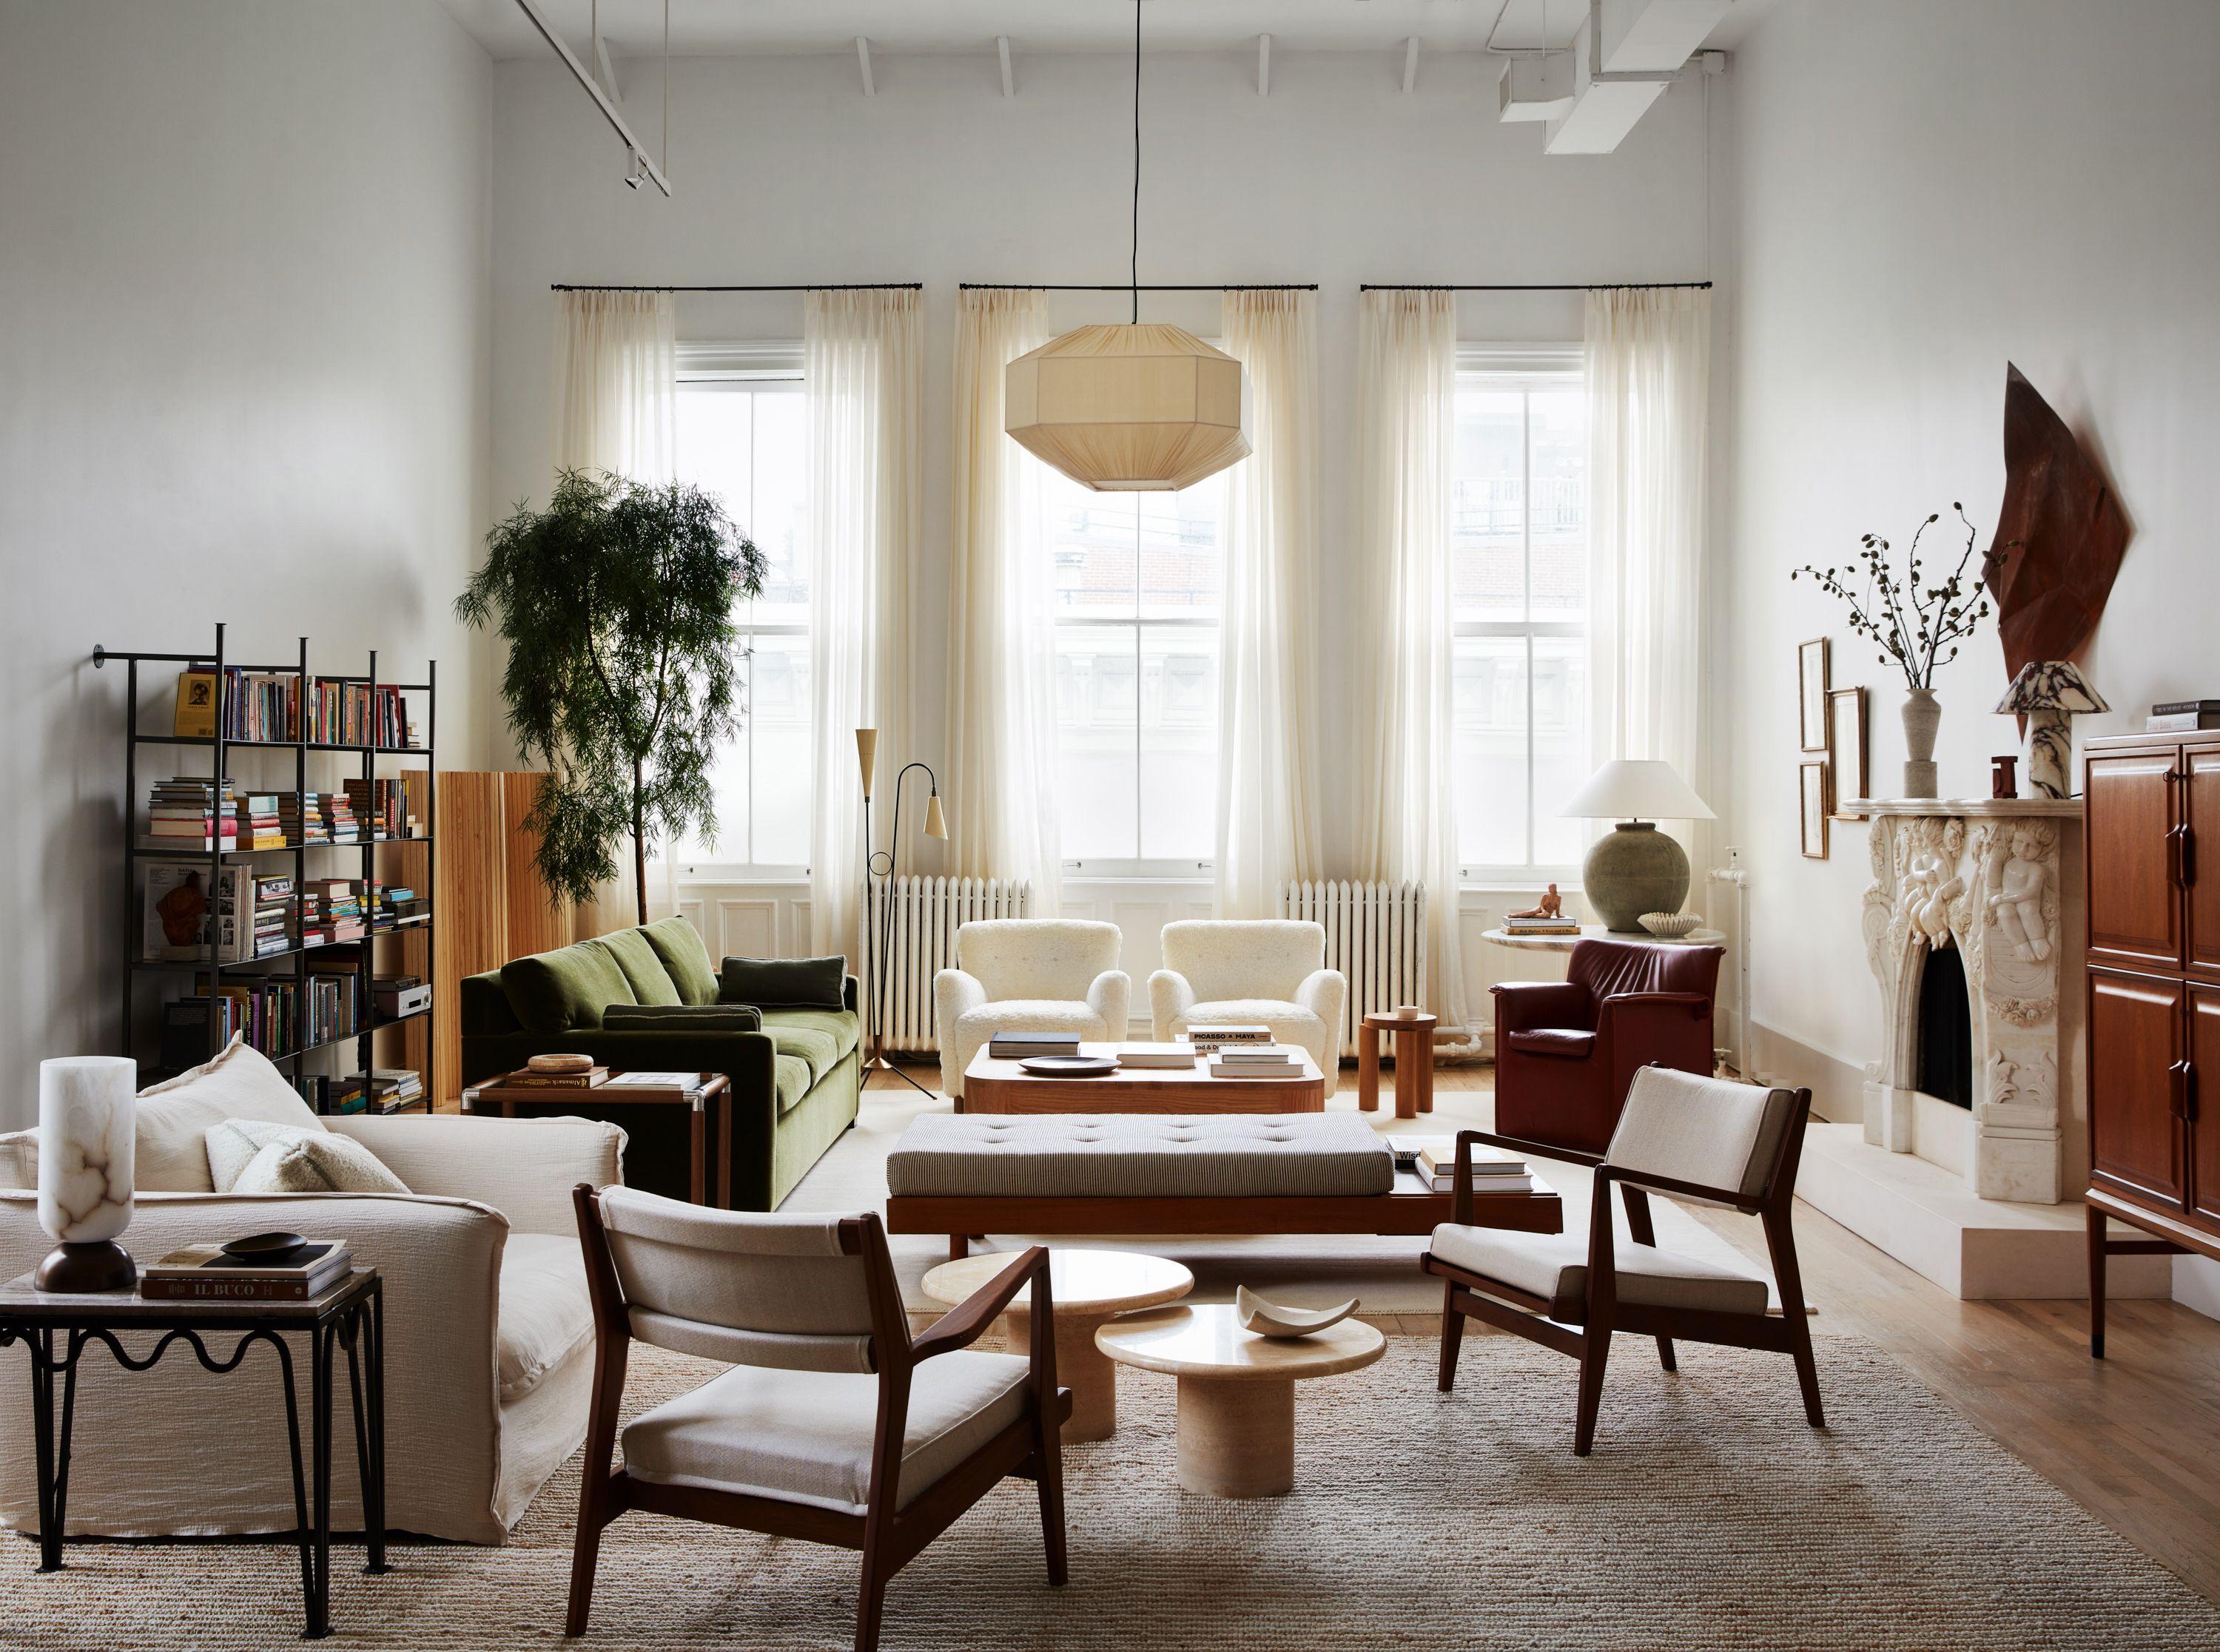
top-left (1800, 761), bottom-right (1831, 859)
top-left (1797, 638), bottom-right (1831, 752)
top-left (1827, 686), bottom-right (1868, 817)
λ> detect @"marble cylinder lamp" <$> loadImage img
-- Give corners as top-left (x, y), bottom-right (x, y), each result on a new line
top-left (1995, 661), bottom-right (2108, 800)
top-left (35, 1056), bottom-right (139, 1293)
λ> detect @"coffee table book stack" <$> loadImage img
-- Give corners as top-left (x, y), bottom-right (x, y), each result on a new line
top-left (101, 621), bottom-right (437, 1115)
top-left (139, 1238), bottom-right (352, 1301)
top-left (1390, 1137), bottom-right (1537, 1194)
top-left (1208, 1043), bottom-right (1304, 1080)
top-left (989, 1031), bottom-right (1081, 1060)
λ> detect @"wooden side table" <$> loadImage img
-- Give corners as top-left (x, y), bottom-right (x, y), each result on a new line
top-left (0, 1268), bottom-right (386, 1640)
top-left (1356, 1010), bottom-right (1437, 1120)
top-left (468, 1073), bottom-right (732, 1207)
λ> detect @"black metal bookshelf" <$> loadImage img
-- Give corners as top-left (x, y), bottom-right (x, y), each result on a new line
top-left (95, 623), bottom-right (437, 1115)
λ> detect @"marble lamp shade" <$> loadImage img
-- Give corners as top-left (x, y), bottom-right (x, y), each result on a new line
top-left (1995, 661), bottom-right (2108, 800)
top-left (35, 1055), bottom-right (139, 1292)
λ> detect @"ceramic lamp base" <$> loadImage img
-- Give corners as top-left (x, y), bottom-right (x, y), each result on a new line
top-left (34, 1238), bottom-right (137, 1294)
top-left (1582, 821), bottom-right (1689, 933)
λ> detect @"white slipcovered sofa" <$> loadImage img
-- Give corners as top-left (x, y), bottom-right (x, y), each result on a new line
top-left (1149, 919), bottom-right (1348, 1098)
top-left (0, 1039), bottom-right (622, 1544)
top-left (933, 919), bottom-right (1131, 1100)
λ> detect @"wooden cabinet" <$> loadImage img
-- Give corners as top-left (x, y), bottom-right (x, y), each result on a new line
top-left (2084, 730), bottom-right (2220, 1242)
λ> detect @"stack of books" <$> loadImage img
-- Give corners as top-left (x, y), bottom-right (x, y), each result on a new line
top-left (989, 1031), bottom-right (1080, 1060)
top-left (311, 878), bottom-right (367, 942)
top-left (144, 777), bottom-right (238, 850)
top-left (278, 792), bottom-right (329, 846)
top-left (346, 775), bottom-right (426, 840)
top-left (371, 881), bottom-right (428, 931)
top-left (602, 1071), bottom-right (709, 1100)
top-left (334, 1069), bottom-right (425, 1114)
top-left (237, 792), bottom-right (286, 850)
top-left (1502, 911), bottom-right (1581, 938)
top-left (1114, 1042), bottom-right (1197, 1070)
top-left (490, 1062), bottom-right (610, 1090)
top-left (2148, 699), bottom-right (2220, 732)
top-left (1183, 1024), bottom-right (1274, 1053)
top-left (1208, 1043), bottom-right (1304, 1079)
top-left (252, 875), bottom-right (295, 957)
top-left (323, 790), bottom-right (362, 844)
top-left (1393, 1138), bottom-right (1536, 1194)
top-left (141, 1238), bottom-right (352, 1302)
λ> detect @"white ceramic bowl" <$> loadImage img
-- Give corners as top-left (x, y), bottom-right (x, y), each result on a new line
top-left (1639, 911), bottom-right (1703, 938)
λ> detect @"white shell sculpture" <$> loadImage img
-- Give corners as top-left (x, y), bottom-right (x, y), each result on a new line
top-left (1639, 911), bottom-right (1703, 938)
top-left (1235, 1285), bottom-right (1359, 1339)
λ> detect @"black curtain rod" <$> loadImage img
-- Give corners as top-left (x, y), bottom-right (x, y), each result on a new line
top-left (551, 283), bottom-right (923, 293)
top-left (1359, 280), bottom-right (1713, 292)
top-left (961, 283), bottom-right (1318, 292)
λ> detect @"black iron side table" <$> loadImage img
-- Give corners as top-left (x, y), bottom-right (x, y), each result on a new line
top-left (0, 1267), bottom-right (386, 1639)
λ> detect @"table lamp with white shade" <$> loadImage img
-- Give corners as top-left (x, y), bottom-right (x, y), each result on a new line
top-left (1560, 760), bottom-right (1717, 934)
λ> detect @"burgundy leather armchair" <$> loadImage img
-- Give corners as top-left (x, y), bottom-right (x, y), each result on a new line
top-left (1490, 938), bottom-right (1723, 1156)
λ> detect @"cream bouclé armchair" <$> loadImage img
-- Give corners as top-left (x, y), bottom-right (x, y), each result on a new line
top-left (935, 920), bottom-right (1131, 1100)
top-left (1150, 920), bottom-right (1348, 1099)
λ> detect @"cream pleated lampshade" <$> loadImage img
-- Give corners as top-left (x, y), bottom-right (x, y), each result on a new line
top-left (1005, 323), bottom-right (1251, 492)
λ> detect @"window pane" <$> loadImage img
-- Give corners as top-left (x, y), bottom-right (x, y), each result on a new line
top-left (688, 653), bottom-right (753, 864)
top-left (1054, 625), bottom-right (1137, 859)
top-left (749, 387), bottom-right (810, 630)
top-left (747, 633), bottom-right (813, 866)
top-left (1139, 624), bottom-right (1219, 861)
top-left (1138, 476), bottom-right (1225, 620)
top-left (1049, 484), bottom-right (1139, 616)
top-left (1529, 387), bottom-right (1587, 624)
top-left (1453, 634), bottom-right (1528, 868)
top-left (1531, 635), bottom-right (1590, 866)
top-left (1451, 388), bottom-right (1525, 624)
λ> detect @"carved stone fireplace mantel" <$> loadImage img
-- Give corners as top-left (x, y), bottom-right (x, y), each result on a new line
top-left (1846, 796), bottom-right (2085, 1204)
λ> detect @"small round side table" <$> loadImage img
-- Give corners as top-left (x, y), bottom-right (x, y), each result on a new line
top-left (920, 1247), bottom-right (1192, 1442)
top-left (1356, 1009), bottom-right (1438, 1120)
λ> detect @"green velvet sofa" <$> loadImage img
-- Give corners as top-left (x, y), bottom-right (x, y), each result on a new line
top-left (458, 917), bottom-right (860, 1211)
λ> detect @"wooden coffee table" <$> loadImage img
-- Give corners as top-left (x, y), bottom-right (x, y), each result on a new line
top-left (960, 1044), bottom-right (1325, 1115)
top-left (1096, 1304), bottom-right (1385, 1498)
top-left (920, 1248), bottom-right (1193, 1442)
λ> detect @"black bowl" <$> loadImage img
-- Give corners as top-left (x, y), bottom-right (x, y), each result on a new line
top-left (222, 1230), bottom-right (309, 1259)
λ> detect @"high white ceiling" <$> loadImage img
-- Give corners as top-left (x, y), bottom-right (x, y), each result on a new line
top-left (435, 0), bottom-right (1737, 61)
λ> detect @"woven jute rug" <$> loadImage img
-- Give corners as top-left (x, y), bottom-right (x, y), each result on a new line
top-left (12, 1336), bottom-right (2216, 1650)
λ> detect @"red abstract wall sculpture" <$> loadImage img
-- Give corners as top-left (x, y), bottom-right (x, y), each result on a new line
top-left (1982, 363), bottom-right (2130, 681)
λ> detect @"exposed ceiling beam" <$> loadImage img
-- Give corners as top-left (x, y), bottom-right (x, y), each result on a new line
top-left (998, 34), bottom-right (1014, 98)
top-left (1257, 33), bottom-right (1271, 97)
top-left (855, 35), bottom-right (875, 97)
top-left (1402, 36), bottom-right (1420, 95)
top-left (508, 0), bottom-right (669, 195)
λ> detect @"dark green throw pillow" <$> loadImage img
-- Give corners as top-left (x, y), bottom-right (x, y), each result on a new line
top-left (719, 955), bottom-right (848, 1011)
top-left (602, 1002), bottom-right (762, 1033)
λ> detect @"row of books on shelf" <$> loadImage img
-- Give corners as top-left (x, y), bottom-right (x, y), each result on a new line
top-left (144, 775), bottom-right (424, 851)
top-left (160, 962), bottom-right (363, 1065)
top-left (143, 866), bottom-right (427, 962)
top-left (176, 669), bottom-right (420, 749)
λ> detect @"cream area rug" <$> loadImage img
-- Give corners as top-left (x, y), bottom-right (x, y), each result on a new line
top-left (13, 1338), bottom-right (2216, 1650)
top-left (791, 1082), bottom-right (1793, 1316)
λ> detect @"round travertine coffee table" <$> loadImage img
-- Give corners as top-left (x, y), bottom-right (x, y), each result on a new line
top-left (920, 1248), bottom-right (1192, 1442)
top-left (1095, 1304), bottom-right (1385, 1498)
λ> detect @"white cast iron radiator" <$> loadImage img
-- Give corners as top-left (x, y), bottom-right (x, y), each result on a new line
top-left (1279, 880), bottom-right (1429, 1057)
top-left (867, 877), bottom-right (1032, 1053)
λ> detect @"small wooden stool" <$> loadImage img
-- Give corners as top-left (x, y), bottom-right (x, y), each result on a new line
top-left (1356, 1010), bottom-right (1437, 1119)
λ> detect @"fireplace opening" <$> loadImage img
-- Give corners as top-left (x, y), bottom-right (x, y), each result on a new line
top-left (1915, 944), bottom-right (1974, 1109)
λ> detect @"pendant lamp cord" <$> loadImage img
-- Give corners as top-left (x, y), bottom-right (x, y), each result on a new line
top-left (1131, 0), bottom-right (1141, 323)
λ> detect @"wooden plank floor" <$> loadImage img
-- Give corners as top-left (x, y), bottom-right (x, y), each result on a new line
top-left (869, 1058), bottom-right (2220, 1606)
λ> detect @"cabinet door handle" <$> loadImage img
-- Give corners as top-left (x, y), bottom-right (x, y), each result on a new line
top-left (2169, 826), bottom-right (2187, 889)
top-left (2171, 1059), bottom-right (2198, 1122)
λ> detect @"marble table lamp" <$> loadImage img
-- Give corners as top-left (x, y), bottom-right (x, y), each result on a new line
top-left (35, 1055), bottom-right (139, 1292)
top-left (1995, 661), bottom-right (2108, 800)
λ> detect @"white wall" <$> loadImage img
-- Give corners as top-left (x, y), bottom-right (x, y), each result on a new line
top-left (488, 46), bottom-right (1719, 1017)
top-left (0, 1), bottom-right (494, 1124)
top-left (1723, 0), bottom-right (2220, 1113)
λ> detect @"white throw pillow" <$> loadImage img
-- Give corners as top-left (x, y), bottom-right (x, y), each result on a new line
top-left (135, 1035), bottom-right (326, 1193)
top-left (205, 1118), bottom-right (411, 1196)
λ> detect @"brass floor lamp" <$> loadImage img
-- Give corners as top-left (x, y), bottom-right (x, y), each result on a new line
top-left (857, 728), bottom-right (945, 1098)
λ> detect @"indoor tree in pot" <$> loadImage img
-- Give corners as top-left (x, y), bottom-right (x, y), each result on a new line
top-left (1794, 504), bottom-right (2003, 799)
top-left (457, 468), bottom-right (764, 926)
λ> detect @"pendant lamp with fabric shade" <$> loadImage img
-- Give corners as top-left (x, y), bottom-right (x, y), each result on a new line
top-left (1003, 1), bottom-right (1251, 493)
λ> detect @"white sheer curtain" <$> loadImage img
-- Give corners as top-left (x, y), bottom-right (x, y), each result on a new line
top-left (1586, 287), bottom-right (1712, 864)
top-left (946, 289), bottom-right (1063, 911)
top-left (549, 289), bottom-right (677, 937)
top-left (805, 288), bottom-right (922, 965)
top-left (1354, 289), bottom-right (1470, 1045)
top-left (1215, 289), bottom-right (1323, 917)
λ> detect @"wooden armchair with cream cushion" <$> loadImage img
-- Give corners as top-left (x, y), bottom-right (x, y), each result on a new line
top-left (568, 1187), bottom-right (1071, 1651)
top-left (933, 920), bottom-right (1131, 1100)
top-left (1149, 920), bottom-right (1348, 1097)
top-left (1423, 1066), bottom-right (1822, 1456)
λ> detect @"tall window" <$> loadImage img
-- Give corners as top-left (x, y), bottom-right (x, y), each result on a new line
top-left (672, 354), bottom-right (810, 871)
top-left (1048, 468), bottom-right (1230, 872)
top-left (1451, 354), bottom-right (1590, 877)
